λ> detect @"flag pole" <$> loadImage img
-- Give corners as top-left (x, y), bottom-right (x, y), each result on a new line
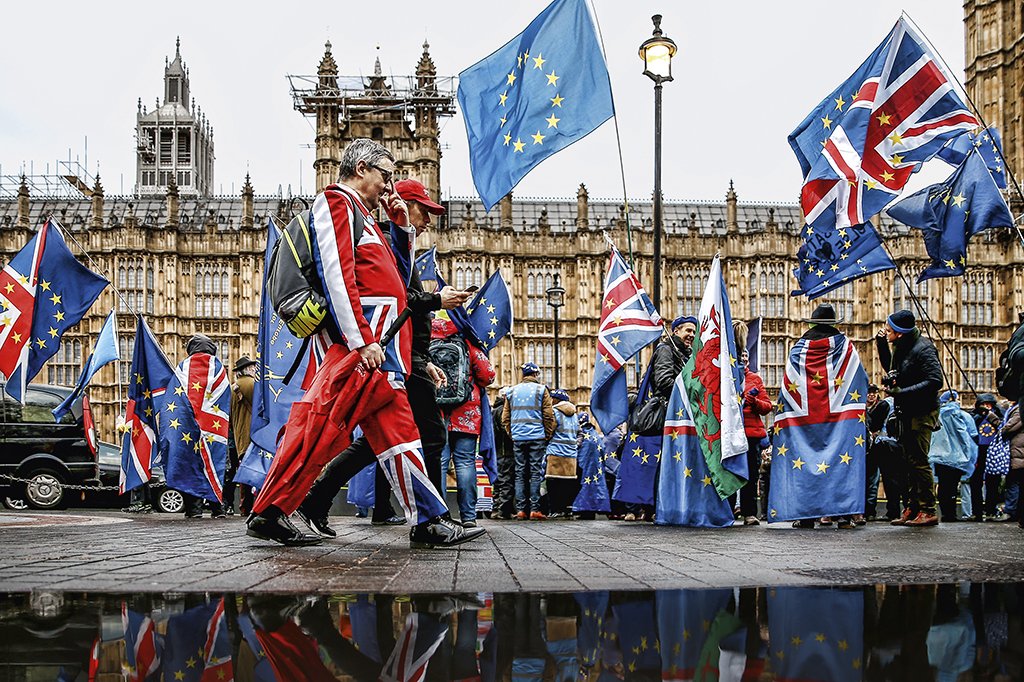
top-left (587, 0), bottom-right (635, 267)
top-left (879, 240), bottom-right (978, 398)
top-left (902, 11), bottom-right (1024, 248)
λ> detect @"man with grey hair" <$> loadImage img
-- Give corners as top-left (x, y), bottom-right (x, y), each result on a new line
top-left (247, 138), bottom-right (485, 549)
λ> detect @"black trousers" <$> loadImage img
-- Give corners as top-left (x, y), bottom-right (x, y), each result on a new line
top-left (739, 437), bottom-right (762, 518)
top-left (899, 412), bottom-right (938, 515)
top-left (934, 462), bottom-right (962, 521)
top-left (303, 369), bottom-right (447, 519)
top-left (491, 446), bottom-right (516, 517)
top-left (969, 445), bottom-right (1002, 519)
top-left (546, 477), bottom-right (578, 515)
top-left (874, 440), bottom-right (906, 519)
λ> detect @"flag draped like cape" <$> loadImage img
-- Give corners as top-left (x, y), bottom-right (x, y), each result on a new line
top-left (767, 333), bottom-right (868, 521)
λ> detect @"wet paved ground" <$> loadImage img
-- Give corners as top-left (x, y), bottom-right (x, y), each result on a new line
top-left (1, 510), bottom-right (1022, 593)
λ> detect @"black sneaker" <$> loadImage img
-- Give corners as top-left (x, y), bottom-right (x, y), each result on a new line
top-left (371, 515), bottom-right (408, 526)
top-left (247, 511), bottom-right (323, 546)
top-left (296, 507), bottom-right (337, 538)
top-left (409, 516), bottom-right (487, 549)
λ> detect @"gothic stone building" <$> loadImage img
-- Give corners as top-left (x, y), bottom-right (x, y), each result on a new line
top-left (1, 18), bottom-right (1021, 443)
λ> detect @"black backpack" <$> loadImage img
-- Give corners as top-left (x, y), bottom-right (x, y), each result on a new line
top-left (429, 335), bottom-right (475, 408)
top-left (997, 320), bottom-right (1024, 401)
top-left (267, 209), bottom-right (328, 339)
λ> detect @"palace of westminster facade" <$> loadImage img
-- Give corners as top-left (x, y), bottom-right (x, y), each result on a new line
top-left (1, 2), bottom-right (1022, 441)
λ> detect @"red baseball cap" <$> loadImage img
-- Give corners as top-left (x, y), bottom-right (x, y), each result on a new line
top-left (394, 179), bottom-right (446, 215)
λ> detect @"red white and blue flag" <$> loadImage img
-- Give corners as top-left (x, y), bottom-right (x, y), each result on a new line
top-left (0, 220), bottom-right (107, 401)
top-left (589, 245), bottom-right (662, 434)
top-left (767, 334), bottom-right (868, 521)
top-left (120, 316), bottom-right (174, 494)
top-left (121, 604), bottom-right (161, 682)
top-left (790, 17), bottom-right (977, 230)
top-left (162, 351), bottom-right (231, 502)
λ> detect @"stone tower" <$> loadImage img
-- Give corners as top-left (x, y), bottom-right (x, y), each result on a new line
top-left (964, 0), bottom-right (1024, 185)
top-left (135, 38), bottom-right (215, 197)
top-left (292, 42), bottom-right (454, 198)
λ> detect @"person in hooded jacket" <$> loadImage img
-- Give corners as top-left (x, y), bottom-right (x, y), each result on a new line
top-left (177, 334), bottom-right (227, 520)
top-left (544, 389), bottom-right (579, 519)
top-left (650, 316), bottom-right (696, 400)
top-left (970, 393), bottom-right (1004, 521)
top-left (928, 390), bottom-right (978, 522)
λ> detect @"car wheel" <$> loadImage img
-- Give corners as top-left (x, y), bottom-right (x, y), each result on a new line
top-left (156, 488), bottom-right (185, 514)
top-left (24, 470), bottom-right (66, 510)
top-left (2, 495), bottom-right (28, 510)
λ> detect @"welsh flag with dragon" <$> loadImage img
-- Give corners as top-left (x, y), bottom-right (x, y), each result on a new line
top-left (679, 255), bottom-right (749, 497)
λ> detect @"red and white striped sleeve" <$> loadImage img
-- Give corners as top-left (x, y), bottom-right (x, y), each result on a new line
top-left (312, 188), bottom-right (375, 350)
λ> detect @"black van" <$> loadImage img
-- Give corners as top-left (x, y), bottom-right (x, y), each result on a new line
top-left (0, 383), bottom-right (99, 510)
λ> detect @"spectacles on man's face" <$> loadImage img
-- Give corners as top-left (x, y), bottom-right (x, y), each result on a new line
top-left (368, 162), bottom-right (394, 185)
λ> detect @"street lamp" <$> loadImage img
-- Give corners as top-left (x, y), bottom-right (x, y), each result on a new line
top-left (639, 14), bottom-right (676, 311)
top-left (546, 273), bottom-right (566, 388)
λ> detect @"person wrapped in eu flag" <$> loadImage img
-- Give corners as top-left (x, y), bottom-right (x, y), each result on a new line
top-left (767, 303), bottom-right (868, 527)
top-left (572, 411), bottom-right (610, 515)
top-left (162, 333), bottom-right (231, 518)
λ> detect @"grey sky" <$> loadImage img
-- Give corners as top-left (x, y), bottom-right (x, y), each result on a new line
top-left (0, 1), bottom-right (966, 204)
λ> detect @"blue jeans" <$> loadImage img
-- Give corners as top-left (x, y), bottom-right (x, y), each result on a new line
top-left (441, 432), bottom-right (479, 522)
top-left (514, 439), bottom-right (547, 513)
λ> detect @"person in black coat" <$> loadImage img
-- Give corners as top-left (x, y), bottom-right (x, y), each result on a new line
top-left (875, 309), bottom-right (943, 527)
top-left (650, 315), bottom-right (696, 399)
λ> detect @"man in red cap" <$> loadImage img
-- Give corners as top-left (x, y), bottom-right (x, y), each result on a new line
top-left (295, 176), bottom-right (479, 541)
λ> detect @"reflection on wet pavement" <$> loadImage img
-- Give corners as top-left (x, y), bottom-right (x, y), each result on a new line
top-left (1, 584), bottom-right (1021, 681)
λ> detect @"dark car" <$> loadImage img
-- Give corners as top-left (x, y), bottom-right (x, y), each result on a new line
top-left (96, 441), bottom-right (184, 513)
top-left (0, 383), bottom-right (100, 510)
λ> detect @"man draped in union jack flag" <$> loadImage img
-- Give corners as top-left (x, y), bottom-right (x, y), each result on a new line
top-left (790, 17), bottom-right (977, 231)
top-left (768, 304), bottom-right (868, 526)
top-left (120, 316), bottom-right (174, 498)
top-left (162, 334), bottom-right (231, 518)
top-left (589, 245), bottom-right (663, 435)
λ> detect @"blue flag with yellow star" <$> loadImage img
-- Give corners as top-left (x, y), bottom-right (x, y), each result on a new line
top-left (887, 148), bottom-right (1013, 282)
top-left (612, 365), bottom-right (661, 507)
top-left (767, 333), bottom-right (867, 522)
top-left (613, 597), bottom-right (661, 677)
top-left (792, 221), bottom-right (896, 299)
top-left (458, 0), bottom-right (615, 210)
top-left (467, 270), bottom-right (513, 351)
top-left (2, 220), bottom-right (107, 402)
top-left (163, 598), bottom-right (234, 682)
top-left (656, 373), bottom-right (735, 527)
top-left (572, 419), bottom-right (610, 513)
top-left (938, 126), bottom-right (1008, 189)
top-left (767, 587), bottom-right (865, 681)
top-left (414, 246), bottom-right (438, 287)
top-left (656, 589), bottom-right (734, 681)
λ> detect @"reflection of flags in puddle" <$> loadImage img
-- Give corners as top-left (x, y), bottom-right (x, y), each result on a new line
top-left (382, 613), bottom-right (449, 682)
top-left (767, 587), bottom-right (864, 681)
top-left (657, 589), bottom-right (733, 681)
top-left (236, 613), bottom-right (277, 682)
top-left (121, 604), bottom-right (161, 682)
top-left (163, 598), bottom-right (234, 682)
top-left (574, 592), bottom-right (609, 672)
top-left (613, 597), bottom-right (661, 676)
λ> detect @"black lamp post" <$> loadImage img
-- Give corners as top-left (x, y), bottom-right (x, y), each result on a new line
top-left (546, 273), bottom-right (565, 388)
top-left (639, 14), bottom-right (676, 311)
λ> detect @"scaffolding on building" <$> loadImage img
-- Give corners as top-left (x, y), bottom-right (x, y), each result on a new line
top-left (287, 74), bottom-right (458, 119)
top-left (0, 159), bottom-right (99, 199)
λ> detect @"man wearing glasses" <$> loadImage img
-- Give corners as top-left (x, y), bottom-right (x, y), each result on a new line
top-left (247, 138), bottom-right (485, 549)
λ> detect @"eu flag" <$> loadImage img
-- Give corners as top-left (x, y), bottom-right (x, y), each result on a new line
top-left (572, 420), bottom-right (610, 513)
top-left (163, 599), bottom-right (234, 682)
top-left (791, 221), bottom-right (896, 299)
top-left (1, 220), bottom-right (108, 402)
top-left (414, 246), bottom-right (438, 287)
top-left (612, 365), bottom-right (660, 507)
top-left (458, 0), bottom-right (614, 210)
top-left (656, 589), bottom-right (733, 681)
top-left (120, 316), bottom-right (174, 494)
top-left (767, 588), bottom-right (865, 681)
top-left (767, 334), bottom-right (868, 522)
top-left (467, 270), bottom-right (513, 351)
top-left (239, 219), bottom-right (308, 489)
top-left (938, 126), bottom-right (1008, 189)
top-left (887, 148), bottom-right (1013, 281)
top-left (52, 309), bottom-right (119, 421)
top-left (656, 374), bottom-right (735, 527)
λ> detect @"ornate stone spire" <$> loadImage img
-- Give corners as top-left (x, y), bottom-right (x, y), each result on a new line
top-left (241, 173), bottom-right (254, 228)
top-left (726, 179), bottom-right (738, 234)
top-left (318, 40), bottom-right (338, 89)
top-left (416, 40), bottom-right (437, 92)
top-left (17, 175), bottom-right (30, 228)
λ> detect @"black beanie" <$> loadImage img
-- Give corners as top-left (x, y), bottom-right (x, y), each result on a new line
top-left (887, 309), bottom-right (916, 333)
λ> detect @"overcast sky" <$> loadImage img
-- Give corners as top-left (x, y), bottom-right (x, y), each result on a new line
top-left (0, 1), bottom-right (966, 204)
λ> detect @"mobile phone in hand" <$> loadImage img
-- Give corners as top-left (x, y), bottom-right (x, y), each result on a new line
top-left (464, 285), bottom-right (480, 293)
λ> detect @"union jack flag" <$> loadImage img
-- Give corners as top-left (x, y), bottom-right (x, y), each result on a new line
top-left (589, 245), bottom-right (662, 434)
top-left (163, 598), bottom-right (234, 682)
top-left (162, 351), bottom-right (231, 502)
top-left (120, 316), bottom-right (174, 494)
top-left (122, 604), bottom-right (161, 682)
top-left (790, 17), bottom-right (977, 230)
top-left (381, 613), bottom-right (449, 682)
top-left (768, 334), bottom-right (868, 522)
top-left (0, 225), bottom-right (46, 393)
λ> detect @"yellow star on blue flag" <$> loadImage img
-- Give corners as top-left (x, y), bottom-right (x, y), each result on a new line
top-left (457, 0), bottom-right (614, 210)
